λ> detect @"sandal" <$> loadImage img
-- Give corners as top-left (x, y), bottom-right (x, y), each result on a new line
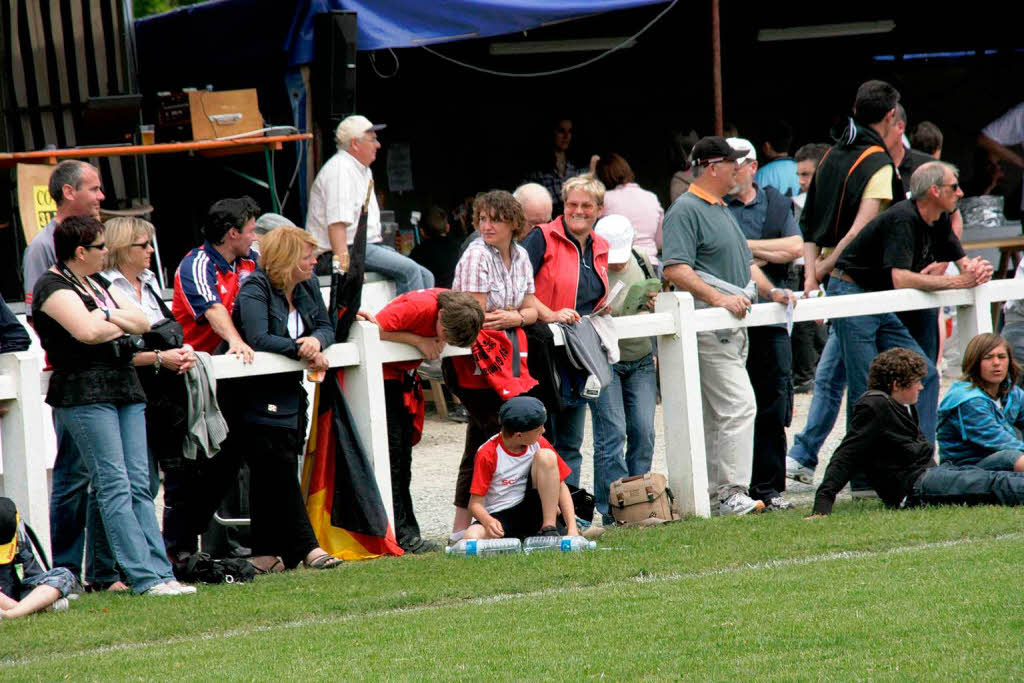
top-left (247, 557), bottom-right (285, 575)
top-left (305, 552), bottom-right (343, 570)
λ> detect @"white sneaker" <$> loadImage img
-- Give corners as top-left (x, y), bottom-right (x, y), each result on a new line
top-left (785, 456), bottom-right (815, 484)
top-left (45, 597), bottom-right (70, 613)
top-left (167, 580), bottom-right (197, 595)
top-left (144, 581), bottom-right (187, 597)
top-left (713, 492), bottom-right (764, 517)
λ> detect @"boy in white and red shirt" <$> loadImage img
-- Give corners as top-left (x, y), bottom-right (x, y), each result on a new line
top-left (466, 397), bottom-right (579, 540)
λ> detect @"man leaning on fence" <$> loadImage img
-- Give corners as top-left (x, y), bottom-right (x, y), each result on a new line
top-left (661, 136), bottom-right (794, 517)
top-left (164, 197), bottom-right (260, 563)
top-left (829, 161), bottom-right (993, 444)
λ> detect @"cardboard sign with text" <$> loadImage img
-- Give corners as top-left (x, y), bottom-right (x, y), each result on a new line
top-left (17, 163), bottom-right (57, 244)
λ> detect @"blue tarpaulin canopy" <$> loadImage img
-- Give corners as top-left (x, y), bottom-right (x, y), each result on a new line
top-left (138, 0), bottom-right (670, 66)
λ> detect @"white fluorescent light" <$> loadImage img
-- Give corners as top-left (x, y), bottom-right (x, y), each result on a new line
top-left (489, 37), bottom-right (636, 56)
top-left (758, 20), bottom-right (895, 42)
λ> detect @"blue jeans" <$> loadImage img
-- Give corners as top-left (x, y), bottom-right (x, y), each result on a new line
top-left (588, 367), bottom-right (636, 516)
top-left (917, 462), bottom-right (1024, 505)
top-left (598, 353), bottom-right (657, 477)
top-left (49, 422), bottom-right (118, 584)
top-left (552, 397), bottom-right (628, 520)
top-left (364, 243), bottom-right (435, 295)
top-left (829, 278), bottom-right (939, 443)
top-left (53, 402), bottom-right (174, 594)
top-left (788, 327), bottom-right (845, 469)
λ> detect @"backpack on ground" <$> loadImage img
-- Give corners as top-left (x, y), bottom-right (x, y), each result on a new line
top-left (609, 473), bottom-right (680, 525)
top-left (172, 552), bottom-right (257, 584)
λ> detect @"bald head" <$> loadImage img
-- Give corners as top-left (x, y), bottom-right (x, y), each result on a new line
top-left (513, 183), bottom-right (553, 227)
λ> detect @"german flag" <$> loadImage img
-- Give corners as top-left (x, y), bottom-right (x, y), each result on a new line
top-left (301, 178), bottom-right (402, 560)
top-left (303, 372), bottom-right (402, 560)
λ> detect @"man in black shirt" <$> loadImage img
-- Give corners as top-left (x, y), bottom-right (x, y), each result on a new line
top-left (830, 161), bottom-right (992, 444)
top-left (809, 348), bottom-right (1024, 516)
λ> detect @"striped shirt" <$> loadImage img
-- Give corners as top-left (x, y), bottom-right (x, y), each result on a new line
top-left (453, 238), bottom-right (534, 312)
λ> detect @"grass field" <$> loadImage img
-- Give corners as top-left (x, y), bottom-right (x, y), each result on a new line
top-left (3, 501), bottom-right (1023, 680)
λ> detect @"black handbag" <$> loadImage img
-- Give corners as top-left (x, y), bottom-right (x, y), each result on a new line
top-left (142, 317), bottom-right (184, 350)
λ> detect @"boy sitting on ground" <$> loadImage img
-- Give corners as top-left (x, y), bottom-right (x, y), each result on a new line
top-left (465, 396), bottom-right (579, 540)
top-left (807, 348), bottom-right (1024, 517)
top-left (1, 497), bottom-right (77, 619)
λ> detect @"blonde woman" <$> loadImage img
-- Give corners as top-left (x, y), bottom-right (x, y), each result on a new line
top-left (233, 226), bottom-right (339, 571)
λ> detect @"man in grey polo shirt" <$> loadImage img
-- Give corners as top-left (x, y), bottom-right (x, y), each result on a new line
top-left (22, 160), bottom-right (104, 311)
top-left (662, 136), bottom-right (793, 517)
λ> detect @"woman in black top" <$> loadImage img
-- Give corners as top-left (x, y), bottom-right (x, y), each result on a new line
top-left (232, 225), bottom-right (340, 572)
top-left (32, 216), bottom-right (188, 597)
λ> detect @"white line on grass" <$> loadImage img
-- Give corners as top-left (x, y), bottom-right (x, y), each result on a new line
top-left (3, 531), bottom-right (1021, 668)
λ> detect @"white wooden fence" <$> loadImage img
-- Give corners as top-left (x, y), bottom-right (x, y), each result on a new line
top-left (2, 278), bottom-right (1023, 558)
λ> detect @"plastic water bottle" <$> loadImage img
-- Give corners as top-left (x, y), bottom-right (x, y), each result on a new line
top-left (445, 538), bottom-right (522, 556)
top-left (522, 536), bottom-right (597, 554)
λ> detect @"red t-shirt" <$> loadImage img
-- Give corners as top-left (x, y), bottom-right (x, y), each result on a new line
top-left (470, 434), bottom-right (570, 514)
top-left (376, 288), bottom-right (443, 382)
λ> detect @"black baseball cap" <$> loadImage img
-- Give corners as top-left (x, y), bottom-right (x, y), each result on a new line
top-left (690, 136), bottom-right (746, 166)
top-left (499, 396), bottom-right (547, 433)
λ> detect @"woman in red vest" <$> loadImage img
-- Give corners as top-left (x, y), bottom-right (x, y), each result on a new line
top-left (519, 175), bottom-right (620, 523)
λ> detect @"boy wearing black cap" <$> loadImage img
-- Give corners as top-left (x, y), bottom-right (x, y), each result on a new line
top-left (1, 497), bottom-right (77, 619)
top-left (465, 397), bottom-right (579, 540)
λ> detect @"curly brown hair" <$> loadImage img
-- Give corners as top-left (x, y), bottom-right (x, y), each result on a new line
top-left (960, 333), bottom-right (1020, 391)
top-left (867, 348), bottom-right (927, 393)
top-left (472, 190), bottom-right (528, 241)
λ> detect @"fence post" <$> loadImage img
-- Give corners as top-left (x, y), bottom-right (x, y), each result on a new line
top-left (342, 321), bottom-right (394, 528)
top-left (654, 292), bottom-right (711, 518)
top-left (956, 287), bottom-right (993, 358)
top-left (0, 351), bottom-right (51, 558)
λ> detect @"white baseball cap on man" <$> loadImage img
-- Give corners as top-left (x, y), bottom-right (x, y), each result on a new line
top-left (595, 214), bottom-right (635, 265)
top-left (726, 137), bottom-right (757, 164)
top-left (335, 115), bottom-right (387, 147)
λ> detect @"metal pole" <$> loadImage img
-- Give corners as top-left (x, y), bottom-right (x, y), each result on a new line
top-left (711, 0), bottom-right (723, 136)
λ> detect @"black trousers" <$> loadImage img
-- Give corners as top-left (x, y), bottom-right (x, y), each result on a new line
top-left (791, 266), bottom-right (827, 386)
top-left (384, 379), bottom-right (425, 548)
top-left (240, 423), bottom-right (320, 568)
top-left (442, 357), bottom-right (505, 509)
top-left (162, 428), bottom-right (243, 559)
top-left (746, 325), bottom-right (793, 502)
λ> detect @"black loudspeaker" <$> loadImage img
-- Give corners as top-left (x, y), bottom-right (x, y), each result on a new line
top-left (313, 11), bottom-right (357, 124)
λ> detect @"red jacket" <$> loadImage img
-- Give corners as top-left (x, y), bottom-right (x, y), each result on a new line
top-left (532, 217), bottom-right (610, 312)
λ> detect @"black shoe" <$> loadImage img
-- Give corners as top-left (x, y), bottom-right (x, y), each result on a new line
top-left (449, 405), bottom-right (469, 423)
top-left (538, 525), bottom-right (560, 537)
top-left (794, 380), bottom-right (815, 394)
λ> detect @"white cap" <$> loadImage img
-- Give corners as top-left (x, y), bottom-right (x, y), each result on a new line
top-left (595, 214), bottom-right (635, 265)
top-left (726, 137), bottom-right (757, 164)
top-left (335, 115), bottom-right (386, 147)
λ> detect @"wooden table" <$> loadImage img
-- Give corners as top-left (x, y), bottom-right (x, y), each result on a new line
top-left (0, 133), bottom-right (312, 213)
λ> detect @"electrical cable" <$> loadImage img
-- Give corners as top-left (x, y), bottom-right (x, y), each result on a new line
top-left (369, 48), bottom-right (400, 78)
top-left (419, 0), bottom-right (678, 78)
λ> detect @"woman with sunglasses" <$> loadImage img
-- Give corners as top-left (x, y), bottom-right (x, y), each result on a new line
top-left (32, 215), bottom-right (190, 597)
top-left (99, 216), bottom-right (195, 524)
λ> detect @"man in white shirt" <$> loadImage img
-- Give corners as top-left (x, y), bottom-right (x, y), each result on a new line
top-left (977, 102), bottom-right (1024, 216)
top-left (306, 115), bottom-right (434, 293)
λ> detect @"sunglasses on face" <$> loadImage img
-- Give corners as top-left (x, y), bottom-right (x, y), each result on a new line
top-left (83, 242), bottom-right (106, 250)
top-left (131, 241), bottom-right (152, 249)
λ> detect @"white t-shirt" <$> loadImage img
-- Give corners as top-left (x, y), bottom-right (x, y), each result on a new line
top-left (982, 102), bottom-right (1024, 210)
top-left (305, 149), bottom-right (382, 253)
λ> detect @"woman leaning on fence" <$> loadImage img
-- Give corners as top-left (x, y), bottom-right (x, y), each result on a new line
top-left (231, 225), bottom-right (341, 572)
top-left (31, 215), bottom-right (188, 597)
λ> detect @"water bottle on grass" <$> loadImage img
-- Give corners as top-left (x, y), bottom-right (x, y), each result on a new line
top-left (523, 536), bottom-right (597, 554)
top-left (445, 538), bottom-right (522, 556)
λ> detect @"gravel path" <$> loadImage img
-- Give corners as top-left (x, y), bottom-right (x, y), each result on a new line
top-left (411, 374), bottom-right (955, 542)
